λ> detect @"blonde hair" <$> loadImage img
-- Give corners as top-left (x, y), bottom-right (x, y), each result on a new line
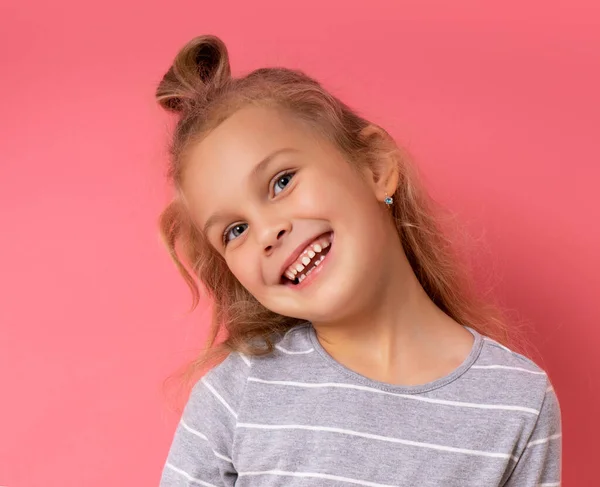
top-left (156, 35), bottom-right (515, 396)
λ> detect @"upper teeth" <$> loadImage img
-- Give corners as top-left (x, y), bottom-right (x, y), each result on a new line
top-left (283, 234), bottom-right (332, 282)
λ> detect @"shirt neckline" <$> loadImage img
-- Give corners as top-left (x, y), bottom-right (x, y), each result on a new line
top-left (306, 324), bottom-right (484, 394)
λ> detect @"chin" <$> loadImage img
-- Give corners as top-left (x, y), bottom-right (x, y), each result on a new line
top-left (280, 283), bottom-right (363, 324)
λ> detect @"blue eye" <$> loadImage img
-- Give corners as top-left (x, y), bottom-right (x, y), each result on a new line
top-left (223, 223), bottom-right (248, 244)
top-left (273, 172), bottom-right (295, 195)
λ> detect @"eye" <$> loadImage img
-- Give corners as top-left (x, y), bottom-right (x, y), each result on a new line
top-left (223, 223), bottom-right (248, 244)
top-left (272, 171), bottom-right (295, 196)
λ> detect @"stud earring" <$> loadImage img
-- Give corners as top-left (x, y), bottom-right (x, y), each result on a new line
top-left (384, 193), bottom-right (393, 206)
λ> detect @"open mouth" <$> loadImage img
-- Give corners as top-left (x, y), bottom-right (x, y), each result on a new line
top-left (281, 232), bottom-right (333, 285)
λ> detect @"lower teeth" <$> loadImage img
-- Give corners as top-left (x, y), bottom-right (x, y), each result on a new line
top-left (295, 255), bottom-right (325, 284)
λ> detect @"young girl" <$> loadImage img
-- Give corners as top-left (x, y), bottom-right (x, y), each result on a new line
top-left (156, 35), bottom-right (561, 487)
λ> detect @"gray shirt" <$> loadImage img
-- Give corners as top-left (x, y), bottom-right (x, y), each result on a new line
top-left (159, 324), bottom-right (562, 486)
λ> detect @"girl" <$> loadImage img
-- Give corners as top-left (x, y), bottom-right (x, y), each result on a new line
top-left (156, 35), bottom-right (561, 487)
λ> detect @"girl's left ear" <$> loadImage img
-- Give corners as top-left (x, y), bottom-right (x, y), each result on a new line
top-left (358, 125), bottom-right (401, 202)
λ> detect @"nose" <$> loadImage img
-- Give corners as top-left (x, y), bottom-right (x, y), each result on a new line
top-left (258, 217), bottom-right (292, 254)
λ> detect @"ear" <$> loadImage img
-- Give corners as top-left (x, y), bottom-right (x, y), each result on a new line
top-left (358, 125), bottom-right (400, 202)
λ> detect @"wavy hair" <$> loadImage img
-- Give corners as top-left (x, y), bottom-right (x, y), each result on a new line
top-left (155, 35), bottom-right (515, 397)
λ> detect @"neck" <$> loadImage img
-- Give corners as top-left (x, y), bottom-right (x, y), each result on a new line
top-left (311, 232), bottom-right (471, 385)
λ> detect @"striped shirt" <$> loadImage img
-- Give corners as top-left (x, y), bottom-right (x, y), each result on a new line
top-left (159, 324), bottom-right (562, 486)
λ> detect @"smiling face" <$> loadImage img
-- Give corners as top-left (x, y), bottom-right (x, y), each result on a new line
top-left (181, 105), bottom-right (399, 324)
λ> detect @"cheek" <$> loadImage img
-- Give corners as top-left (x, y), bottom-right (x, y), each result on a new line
top-left (313, 172), bottom-right (375, 220)
top-left (295, 167), bottom-right (366, 216)
top-left (226, 247), bottom-right (264, 289)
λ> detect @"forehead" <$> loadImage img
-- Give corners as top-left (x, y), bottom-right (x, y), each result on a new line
top-left (185, 105), bottom-right (311, 183)
top-left (180, 105), bottom-right (316, 221)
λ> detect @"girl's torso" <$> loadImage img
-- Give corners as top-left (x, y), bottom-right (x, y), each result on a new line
top-left (161, 324), bottom-right (560, 487)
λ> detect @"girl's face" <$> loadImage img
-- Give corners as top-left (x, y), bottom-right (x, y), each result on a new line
top-left (182, 105), bottom-right (398, 324)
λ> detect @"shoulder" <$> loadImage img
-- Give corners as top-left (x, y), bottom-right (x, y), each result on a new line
top-left (186, 324), bottom-right (314, 417)
top-left (202, 350), bottom-right (254, 390)
top-left (272, 322), bottom-right (315, 354)
top-left (477, 334), bottom-right (548, 379)
top-left (240, 323), bottom-right (318, 383)
top-left (251, 323), bottom-right (316, 366)
top-left (472, 333), bottom-right (560, 415)
top-left (478, 335), bottom-right (545, 370)
top-left (185, 351), bottom-right (253, 423)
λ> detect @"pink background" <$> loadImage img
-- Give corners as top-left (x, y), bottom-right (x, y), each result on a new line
top-left (1, 1), bottom-right (598, 485)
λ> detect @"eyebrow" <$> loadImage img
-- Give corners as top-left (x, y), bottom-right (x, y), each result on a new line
top-left (202, 147), bottom-right (299, 235)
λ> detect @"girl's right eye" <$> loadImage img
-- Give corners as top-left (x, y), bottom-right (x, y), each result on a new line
top-left (223, 223), bottom-right (248, 245)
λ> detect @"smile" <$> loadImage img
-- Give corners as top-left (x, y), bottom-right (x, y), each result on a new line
top-left (281, 232), bottom-right (333, 286)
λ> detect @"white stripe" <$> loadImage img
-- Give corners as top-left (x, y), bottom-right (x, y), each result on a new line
top-left (248, 377), bottom-right (540, 415)
top-left (180, 419), bottom-right (208, 441)
top-left (275, 344), bottom-right (314, 354)
top-left (537, 483), bottom-right (560, 486)
top-left (165, 463), bottom-right (218, 487)
top-left (237, 423), bottom-right (518, 462)
top-left (283, 326), bottom-right (303, 339)
top-left (546, 385), bottom-right (554, 393)
top-left (472, 365), bottom-right (546, 375)
top-left (527, 433), bottom-right (562, 448)
top-left (212, 450), bottom-right (233, 463)
top-left (201, 377), bottom-right (238, 418)
top-left (238, 469), bottom-right (398, 487)
top-left (238, 352), bottom-right (252, 367)
top-left (483, 337), bottom-right (513, 353)
top-left (180, 420), bottom-right (233, 463)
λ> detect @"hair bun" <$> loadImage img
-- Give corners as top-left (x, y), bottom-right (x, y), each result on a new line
top-left (156, 35), bottom-right (231, 113)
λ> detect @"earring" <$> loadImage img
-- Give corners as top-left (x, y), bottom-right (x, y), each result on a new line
top-left (384, 193), bottom-right (393, 206)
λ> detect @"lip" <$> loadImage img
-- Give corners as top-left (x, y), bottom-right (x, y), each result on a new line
top-left (278, 231), bottom-right (332, 281)
top-left (288, 238), bottom-right (333, 290)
